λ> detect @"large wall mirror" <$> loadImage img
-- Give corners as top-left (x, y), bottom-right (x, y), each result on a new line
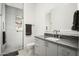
top-left (45, 3), bottom-right (77, 34)
top-left (45, 9), bottom-right (56, 32)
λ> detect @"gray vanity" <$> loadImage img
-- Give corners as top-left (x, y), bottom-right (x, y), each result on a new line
top-left (34, 33), bottom-right (79, 56)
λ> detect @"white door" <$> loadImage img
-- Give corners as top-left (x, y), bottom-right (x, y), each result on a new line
top-left (5, 5), bottom-right (23, 51)
top-left (46, 42), bottom-right (57, 56)
top-left (0, 3), bottom-right (2, 54)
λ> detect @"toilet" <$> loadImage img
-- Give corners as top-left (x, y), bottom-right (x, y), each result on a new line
top-left (18, 42), bottom-right (35, 56)
top-left (26, 43), bottom-right (35, 56)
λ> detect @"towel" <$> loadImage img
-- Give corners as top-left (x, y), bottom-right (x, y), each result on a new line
top-left (72, 10), bottom-right (79, 31)
top-left (3, 31), bottom-right (6, 44)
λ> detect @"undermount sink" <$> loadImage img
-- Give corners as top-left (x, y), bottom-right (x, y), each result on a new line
top-left (45, 37), bottom-right (60, 41)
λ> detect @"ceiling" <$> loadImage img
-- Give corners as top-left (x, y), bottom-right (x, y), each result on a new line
top-left (6, 3), bottom-right (23, 9)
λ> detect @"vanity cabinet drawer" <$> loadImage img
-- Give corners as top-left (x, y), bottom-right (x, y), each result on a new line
top-left (35, 44), bottom-right (46, 56)
top-left (58, 45), bottom-right (77, 56)
top-left (46, 42), bottom-right (57, 56)
top-left (35, 38), bottom-right (46, 46)
top-left (35, 38), bottom-right (46, 56)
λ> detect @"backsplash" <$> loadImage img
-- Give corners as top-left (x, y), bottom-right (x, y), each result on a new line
top-left (44, 33), bottom-right (78, 40)
top-left (45, 30), bottom-right (79, 37)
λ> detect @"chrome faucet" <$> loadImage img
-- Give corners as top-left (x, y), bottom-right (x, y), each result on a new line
top-left (53, 30), bottom-right (60, 38)
top-left (53, 30), bottom-right (60, 34)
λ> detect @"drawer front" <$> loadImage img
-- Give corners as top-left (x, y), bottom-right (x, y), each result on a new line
top-left (35, 44), bottom-right (46, 56)
top-left (35, 38), bottom-right (46, 46)
top-left (58, 45), bottom-right (77, 56)
top-left (46, 42), bottom-right (57, 56)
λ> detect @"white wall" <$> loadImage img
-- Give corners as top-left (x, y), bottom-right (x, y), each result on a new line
top-left (35, 3), bottom-right (78, 36)
top-left (24, 3), bottom-right (36, 47)
top-left (51, 4), bottom-right (77, 30)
